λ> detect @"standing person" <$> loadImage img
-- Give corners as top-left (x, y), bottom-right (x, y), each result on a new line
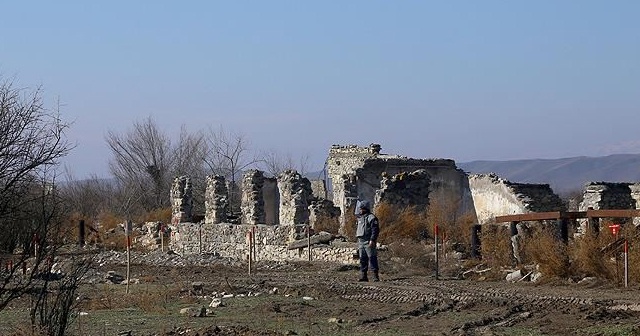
top-left (355, 200), bottom-right (380, 282)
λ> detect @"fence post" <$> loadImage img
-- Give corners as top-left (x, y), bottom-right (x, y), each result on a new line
top-left (471, 224), bottom-right (481, 259)
top-left (79, 220), bottom-right (85, 246)
top-left (434, 223), bottom-right (439, 280)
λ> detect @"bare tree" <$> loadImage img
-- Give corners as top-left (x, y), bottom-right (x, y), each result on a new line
top-left (0, 78), bottom-right (72, 252)
top-left (172, 125), bottom-right (208, 214)
top-left (204, 126), bottom-right (258, 213)
top-left (259, 150), bottom-right (311, 177)
top-left (106, 117), bottom-right (173, 212)
top-left (0, 78), bottom-right (82, 335)
top-left (60, 170), bottom-right (118, 222)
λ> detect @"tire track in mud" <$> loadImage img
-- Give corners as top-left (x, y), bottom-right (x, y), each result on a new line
top-left (330, 277), bottom-right (640, 332)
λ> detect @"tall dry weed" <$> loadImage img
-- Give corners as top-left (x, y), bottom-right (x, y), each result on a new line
top-left (480, 224), bottom-right (513, 269)
top-left (522, 228), bottom-right (569, 278)
top-left (377, 203), bottom-right (429, 243)
top-left (569, 232), bottom-right (614, 279)
top-left (313, 215), bottom-right (340, 235)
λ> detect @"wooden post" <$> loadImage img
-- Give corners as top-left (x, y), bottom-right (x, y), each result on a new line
top-left (307, 225), bottom-right (312, 261)
top-left (624, 239), bottom-right (629, 288)
top-left (79, 220), bottom-right (85, 246)
top-left (247, 230), bottom-right (253, 276)
top-left (471, 224), bottom-right (481, 259)
top-left (160, 224), bottom-right (164, 252)
top-left (125, 220), bottom-right (132, 295)
top-left (434, 223), bottom-right (439, 280)
top-left (252, 226), bottom-right (257, 262)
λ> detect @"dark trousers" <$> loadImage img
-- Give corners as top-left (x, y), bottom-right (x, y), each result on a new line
top-left (358, 239), bottom-right (378, 274)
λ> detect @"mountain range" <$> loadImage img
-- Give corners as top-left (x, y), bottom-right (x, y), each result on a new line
top-left (458, 154), bottom-right (640, 195)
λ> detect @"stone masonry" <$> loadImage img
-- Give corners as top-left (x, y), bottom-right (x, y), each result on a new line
top-left (375, 169), bottom-right (431, 209)
top-left (204, 175), bottom-right (228, 224)
top-left (169, 223), bottom-right (354, 264)
top-left (579, 182), bottom-right (639, 228)
top-left (278, 170), bottom-right (312, 225)
top-left (469, 173), bottom-right (565, 224)
top-left (632, 183), bottom-right (640, 226)
top-left (326, 144), bottom-right (476, 231)
top-left (241, 170), bottom-right (266, 225)
top-left (171, 176), bottom-right (193, 224)
top-left (579, 182), bottom-right (636, 211)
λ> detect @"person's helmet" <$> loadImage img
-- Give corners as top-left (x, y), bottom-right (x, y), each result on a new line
top-left (359, 200), bottom-right (371, 211)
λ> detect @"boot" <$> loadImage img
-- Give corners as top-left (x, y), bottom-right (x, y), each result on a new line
top-left (372, 271), bottom-right (380, 282)
top-left (358, 272), bottom-right (368, 282)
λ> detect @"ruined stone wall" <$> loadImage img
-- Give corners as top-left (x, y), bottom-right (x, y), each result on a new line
top-left (308, 199), bottom-right (341, 230)
top-left (241, 170), bottom-right (265, 225)
top-left (326, 144), bottom-right (476, 229)
top-left (469, 173), bottom-right (565, 224)
top-left (358, 156), bottom-right (476, 217)
top-left (375, 169), bottom-right (431, 209)
top-left (631, 184), bottom-right (640, 226)
top-left (326, 144), bottom-right (381, 211)
top-left (579, 182), bottom-right (636, 211)
top-left (169, 223), bottom-right (355, 264)
top-left (204, 175), bottom-right (228, 224)
top-left (310, 180), bottom-right (327, 200)
top-left (278, 170), bottom-right (312, 225)
top-left (171, 176), bottom-right (193, 224)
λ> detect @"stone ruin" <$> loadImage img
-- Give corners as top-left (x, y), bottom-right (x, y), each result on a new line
top-left (164, 143), bottom-right (640, 263)
top-left (326, 144), bottom-right (476, 232)
top-left (468, 173), bottom-right (565, 224)
top-left (579, 182), bottom-right (640, 227)
top-left (204, 175), bottom-right (228, 224)
top-left (171, 176), bottom-right (193, 224)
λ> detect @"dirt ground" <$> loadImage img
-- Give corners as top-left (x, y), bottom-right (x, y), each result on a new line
top-left (2, 251), bottom-right (640, 336)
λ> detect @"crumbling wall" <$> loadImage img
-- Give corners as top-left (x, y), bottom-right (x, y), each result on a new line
top-left (631, 184), bottom-right (640, 226)
top-left (278, 170), bottom-right (312, 225)
top-left (469, 173), bottom-right (565, 224)
top-left (308, 199), bottom-right (341, 231)
top-left (169, 223), bottom-right (354, 263)
top-left (326, 144), bottom-right (380, 213)
top-left (205, 175), bottom-right (228, 224)
top-left (310, 179), bottom-right (327, 200)
top-left (375, 169), bottom-right (431, 209)
top-left (241, 170), bottom-right (266, 225)
top-left (579, 182), bottom-right (636, 211)
top-left (326, 143), bottom-right (476, 229)
top-left (171, 176), bottom-right (193, 224)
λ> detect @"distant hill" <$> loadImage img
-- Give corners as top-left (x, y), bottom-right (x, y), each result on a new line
top-left (458, 154), bottom-right (640, 195)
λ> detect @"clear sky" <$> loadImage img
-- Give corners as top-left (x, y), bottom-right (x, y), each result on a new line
top-left (2, 1), bottom-right (639, 178)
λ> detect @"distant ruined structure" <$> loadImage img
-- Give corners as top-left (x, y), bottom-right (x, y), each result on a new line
top-left (469, 173), bottom-right (565, 224)
top-left (325, 144), bottom-right (476, 231)
top-left (164, 143), bottom-right (640, 263)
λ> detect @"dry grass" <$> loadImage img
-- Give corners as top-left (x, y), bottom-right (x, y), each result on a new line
top-left (80, 283), bottom-right (184, 313)
top-left (480, 224), bottom-right (513, 269)
top-left (313, 215), bottom-right (340, 235)
top-left (135, 207), bottom-right (172, 224)
top-left (569, 231), bottom-right (614, 279)
top-left (521, 227), bottom-right (569, 278)
top-left (386, 238), bottom-right (435, 273)
top-left (377, 203), bottom-right (429, 243)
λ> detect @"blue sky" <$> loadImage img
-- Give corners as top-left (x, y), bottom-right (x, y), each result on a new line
top-left (1, 1), bottom-right (639, 178)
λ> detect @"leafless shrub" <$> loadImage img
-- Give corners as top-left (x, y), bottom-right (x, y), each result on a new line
top-left (521, 227), bottom-right (570, 278)
top-left (480, 224), bottom-right (513, 269)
